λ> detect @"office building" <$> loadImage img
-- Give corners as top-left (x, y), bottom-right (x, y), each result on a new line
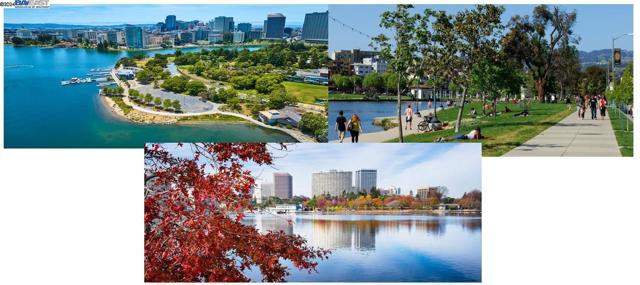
top-left (194, 30), bottom-right (209, 41)
top-left (417, 187), bottom-right (440, 200)
top-left (213, 16), bottom-right (234, 33)
top-left (355, 169), bottom-right (377, 193)
top-left (237, 23), bottom-right (252, 33)
top-left (84, 30), bottom-right (98, 43)
top-left (312, 170), bottom-right (353, 197)
top-left (261, 182), bottom-right (274, 199)
top-left (264, 13), bottom-right (286, 39)
top-left (302, 11), bottom-right (328, 43)
top-left (273, 172), bottom-right (292, 199)
top-left (232, 31), bottom-right (245, 43)
top-left (165, 15), bottom-right (177, 31)
top-left (16, 29), bottom-right (35, 39)
top-left (208, 33), bottom-right (223, 44)
top-left (179, 31), bottom-right (195, 43)
top-left (245, 29), bottom-right (263, 41)
top-left (124, 25), bottom-right (145, 49)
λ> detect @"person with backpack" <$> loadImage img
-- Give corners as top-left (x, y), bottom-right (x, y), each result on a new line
top-left (599, 96), bottom-right (607, 119)
top-left (347, 114), bottom-right (363, 143)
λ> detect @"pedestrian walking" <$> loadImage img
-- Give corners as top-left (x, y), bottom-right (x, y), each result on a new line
top-left (335, 110), bottom-right (347, 143)
top-left (589, 95), bottom-right (598, 120)
top-left (404, 104), bottom-right (413, 130)
top-left (599, 96), bottom-right (607, 119)
top-left (347, 114), bottom-right (362, 143)
top-left (576, 95), bottom-right (584, 119)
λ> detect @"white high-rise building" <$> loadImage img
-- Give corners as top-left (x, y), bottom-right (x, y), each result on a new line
top-left (355, 169), bottom-right (377, 193)
top-left (261, 182), bottom-right (274, 199)
top-left (312, 170), bottom-right (353, 197)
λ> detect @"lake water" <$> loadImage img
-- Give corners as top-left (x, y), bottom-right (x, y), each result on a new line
top-left (328, 101), bottom-right (446, 141)
top-left (3, 46), bottom-right (295, 148)
top-left (242, 214), bottom-right (481, 282)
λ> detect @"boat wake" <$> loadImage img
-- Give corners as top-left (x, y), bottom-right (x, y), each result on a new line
top-left (4, 64), bottom-right (35, 70)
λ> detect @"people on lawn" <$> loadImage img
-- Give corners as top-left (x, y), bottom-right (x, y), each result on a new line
top-left (435, 127), bottom-right (483, 142)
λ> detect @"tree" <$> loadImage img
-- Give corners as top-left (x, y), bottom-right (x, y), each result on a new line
top-left (136, 69), bottom-right (154, 85)
top-left (372, 4), bottom-right (419, 142)
top-left (457, 190), bottom-right (482, 210)
top-left (153, 97), bottom-right (162, 106)
top-left (554, 45), bottom-right (582, 101)
top-left (579, 65), bottom-right (607, 96)
top-left (451, 5), bottom-right (505, 132)
top-left (161, 76), bottom-right (189, 93)
top-left (362, 73), bottom-right (385, 94)
top-left (11, 37), bottom-right (25, 45)
top-left (299, 112), bottom-right (328, 140)
top-left (144, 143), bottom-right (330, 282)
top-left (227, 97), bottom-right (241, 112)
top-left (172, 100), bottom-right (181, 112)
top-left (185, 80), bottom-right (207, 96)
top-left (163, 99), bottom-right (173, 110)
top-left (144, 93), bottom-right (154, 105)
top-left (502, 5), bottom-right (578, 102)
top-left (268, 89), bottom-right (297, 110)
top-left (470, 58), bottom-right (524, 117)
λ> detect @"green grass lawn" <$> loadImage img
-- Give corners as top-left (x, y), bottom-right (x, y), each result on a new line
top-left (177, 113), bottom-right (246, 123)
top-left (389, 102), bottom-right (574, 156)
top-left (608, 107), bottom-right (634, 157)
top-left (282, 81), bottom-right (327, 105)
top-left (329, 93), bottom-right (412, 101)
top-left (111, 96), bottom-right (133, 115)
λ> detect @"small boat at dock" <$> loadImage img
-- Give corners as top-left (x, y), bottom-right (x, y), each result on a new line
top-left (61, 77), bottom-right (93, 85)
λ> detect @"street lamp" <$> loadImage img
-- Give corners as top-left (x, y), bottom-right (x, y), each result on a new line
top-left (611, 33), bottom-right (633, 89)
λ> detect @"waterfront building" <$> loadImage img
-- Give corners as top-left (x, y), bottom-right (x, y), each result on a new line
top-left (61, 30), bottom-right (76, 41)
top-left (106, 31), bottom-right (125, 45)
top-left (237, 23), bottom-right (252, 33)
top-left (245, 29), bottom-right (263, 41)
top-left (194, 30), bottom-right (209, 41)
top-left (329, 49), bottom-right (380, 75)
top-left (84, 30), bottom-right (98, 43)
top-left (165, 15), bottom-right (177, 31)
top-left (363, 56), bottom-right (387, 73)
top-left (353, 63), bottom-right (374, 77)
top-left (156, 22), bottom-right (165, 32)
top-left (145, 35), bottom-right (163, 48)
top-left (355, 169), bottom-right (377, 193)
top-left (232, 31), bottom-right (245, 43)
top-left (417, 187), bottom-right (440, 200)
top-left (312, 170), bottom-right (353, 197)
top-left (16, 29), bottom-right (35, 39)
top-left (266, 204), bottom-right (297, 214)
top-left (124, 25), bottom-right (145, 49)
top-left (264, 13), bottom-right (286, 39)
top-left (207, 33), bottom-right (223, 44)
top-left (379, 186), bottom-right (401, 196)
top-left (214, 16), bottom-right (234, 33)
top-left (302, 11), bottom-right (328, 43)
top-left (96, 33), bottom-right (108, 44)
top-left (261, 182), bottom-right (274, 198)
top-left (179, 31), bottom-right (195, 43)
top-left (273, 172), bottom-right (293, 199)
top-left (252, 185), bottom-right (263, 204)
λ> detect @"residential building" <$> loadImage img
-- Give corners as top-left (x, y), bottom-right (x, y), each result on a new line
top-left (245, 29), bottom-right (263, 41)
top-left (237, 23), bottom-right (252, 33)
top-left (264, 13), bottom-right (286, 39)
top-left (312, 170), bottom-right (353, 197)
top-left (145, 35), bottom-right (163, 48)
top-left (232, 31), bottom-right (245, 43)
top-left (84, 30), bottom-right (98, 43)
top-left (330, 49), bottom-right (380, 75)
top-left (16, 29), bottom-right (35, 39)
top-left (261, 182), bottom-right (274, 198)
top-left (273, 172), bottom-right (292, 199)
top-left (363, 56), bottom-right (387, 73)
top-left (353, 63), bottom-right (374, 76)
top-left (96, 33), bottom-right (109, 44)
top-left (165, 15), bottom-right (177, 31)
top-left (124, 25), bottom-right (145, 49)
top-left (179, 31), bottom-right (195, 43)
top-left (416, 187), bottom-right (440, 200)
top-left (379, 186), bottom-right (401, 196)
top-left (355, 169), bottom-right (377, 193)
top-left (302, 11), bottom-right (328, 43)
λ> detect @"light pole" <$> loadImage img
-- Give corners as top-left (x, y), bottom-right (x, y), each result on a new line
top-left (611, 33), bottom-right (633, 90)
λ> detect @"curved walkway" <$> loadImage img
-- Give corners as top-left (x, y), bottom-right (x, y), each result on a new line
top-left (504, 110), bottom-right (620, 157)
top-left (110, 69), bottom-right (314, 142)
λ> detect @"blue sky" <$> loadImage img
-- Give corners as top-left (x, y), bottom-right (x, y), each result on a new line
top-left (330, 4), bottom-right (634, 52)
top-left (5, 4), bottom-right (328, 26)
top-left (159, 143), bottom-right (482, 198)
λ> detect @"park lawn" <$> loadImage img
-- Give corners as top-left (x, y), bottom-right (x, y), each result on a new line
top-left (390, 102), bottom-right (574, 156)
top-left (608, 107), bottom-right (634, 157)
top-left (283, 81), bottom-right (327, 105)
top-left (177, 113), bottom-right (246, 123)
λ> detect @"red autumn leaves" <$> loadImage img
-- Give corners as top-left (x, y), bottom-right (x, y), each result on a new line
top-left (144, 143), bottom-right (330, 282)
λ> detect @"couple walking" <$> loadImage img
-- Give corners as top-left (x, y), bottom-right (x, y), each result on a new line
top-left (335, 110), bottom-right (363, 143)
top-left (576, 95), bottom-right (607, 120)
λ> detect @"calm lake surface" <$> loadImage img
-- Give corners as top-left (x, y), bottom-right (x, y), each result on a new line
top-left (242, 214), bottom-right (481, 282)
top-left (328, 101), bottom-right (446, 141)
top-left (4, 46), bottom-right (295, 148)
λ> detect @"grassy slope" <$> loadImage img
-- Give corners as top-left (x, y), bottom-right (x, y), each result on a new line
top-left (390, 102), bottom-right (574, 156)
top-left (111, 96), bottom-right (133, 115)
top-left (282, 81), bottom-right (327, 105)
top-left (608, 107), bottom-right (634, 157)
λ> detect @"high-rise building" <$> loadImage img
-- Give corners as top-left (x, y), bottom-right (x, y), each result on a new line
top-left (237, 23), bottom-right (252, 33)
top-left (232, 31), bottom-right (245, 43)
top-left (213, 16), bottom-right (234, 33)
top-left (165, 15), bottom-right (177, 31)
top-left (156, 22), bottom-right (166, 32)
top-left (207, 33), bottom-right (223, 44)
top-left (312, 170), bottom-right (353, 197)
top-left (179, 31), bottom-right (195, 43)
top-left (302, 11), bottom-right (328, 43)
top-left (264, 13), bottom-right (286, 39)
top-left (355, 169), bottom-right (377, 193)
top-left (417, 187), bottom-right (440, 200)
top-left (245, 29), bottom-right (263, 41)
top-left (124, 25), bottom-right (145, 49)
top-left (261, 182), bottom-right (274, 198)
top-left (273, 172), bottom-right (292, 199)
top-left (194, 30), bottom-right (209, 41)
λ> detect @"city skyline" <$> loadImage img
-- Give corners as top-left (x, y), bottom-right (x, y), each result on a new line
top-left (249, 143), bottom-right (481, 198)
top-left (5, 4), bottom-right (328, 26)
top-left (329, 4), bottom-right (634, 52)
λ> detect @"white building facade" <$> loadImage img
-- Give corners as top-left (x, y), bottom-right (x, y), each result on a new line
top-left (312, 170), bottom-right (353, 197)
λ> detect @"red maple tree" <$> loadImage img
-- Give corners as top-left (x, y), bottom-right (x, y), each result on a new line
top-left (144, 143), bottom-right (330, 282)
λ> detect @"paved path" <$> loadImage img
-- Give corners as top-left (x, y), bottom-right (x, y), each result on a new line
top-left (504, 110), bottom-right (621, 157)
top-left (331, 113), bottom-right (425, 143)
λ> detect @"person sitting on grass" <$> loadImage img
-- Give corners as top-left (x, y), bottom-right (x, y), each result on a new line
top-left (504, 105), bottom-right (512, 113)
top-left (435, 127), bottom-right (483, 142)
top-left (469, 107), bottom-right (477, 118)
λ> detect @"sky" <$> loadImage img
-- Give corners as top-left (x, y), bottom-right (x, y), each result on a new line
top-left (4, 4), bottom-right (328, 26)
top-left (329, 4), bottom-right (634, 52)
top-left (159, 143), bottom-right (482, 199)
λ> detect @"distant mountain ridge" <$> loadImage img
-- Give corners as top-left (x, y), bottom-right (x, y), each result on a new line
top-left (579, 49), bottom-right (633, 67)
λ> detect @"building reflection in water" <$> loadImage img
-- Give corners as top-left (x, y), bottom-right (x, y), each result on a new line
top-left (252, 215), bottom-right (294, 235)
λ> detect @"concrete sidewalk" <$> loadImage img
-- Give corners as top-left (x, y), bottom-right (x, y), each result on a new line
top-left (504, 110), bottom-right (621, 157)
